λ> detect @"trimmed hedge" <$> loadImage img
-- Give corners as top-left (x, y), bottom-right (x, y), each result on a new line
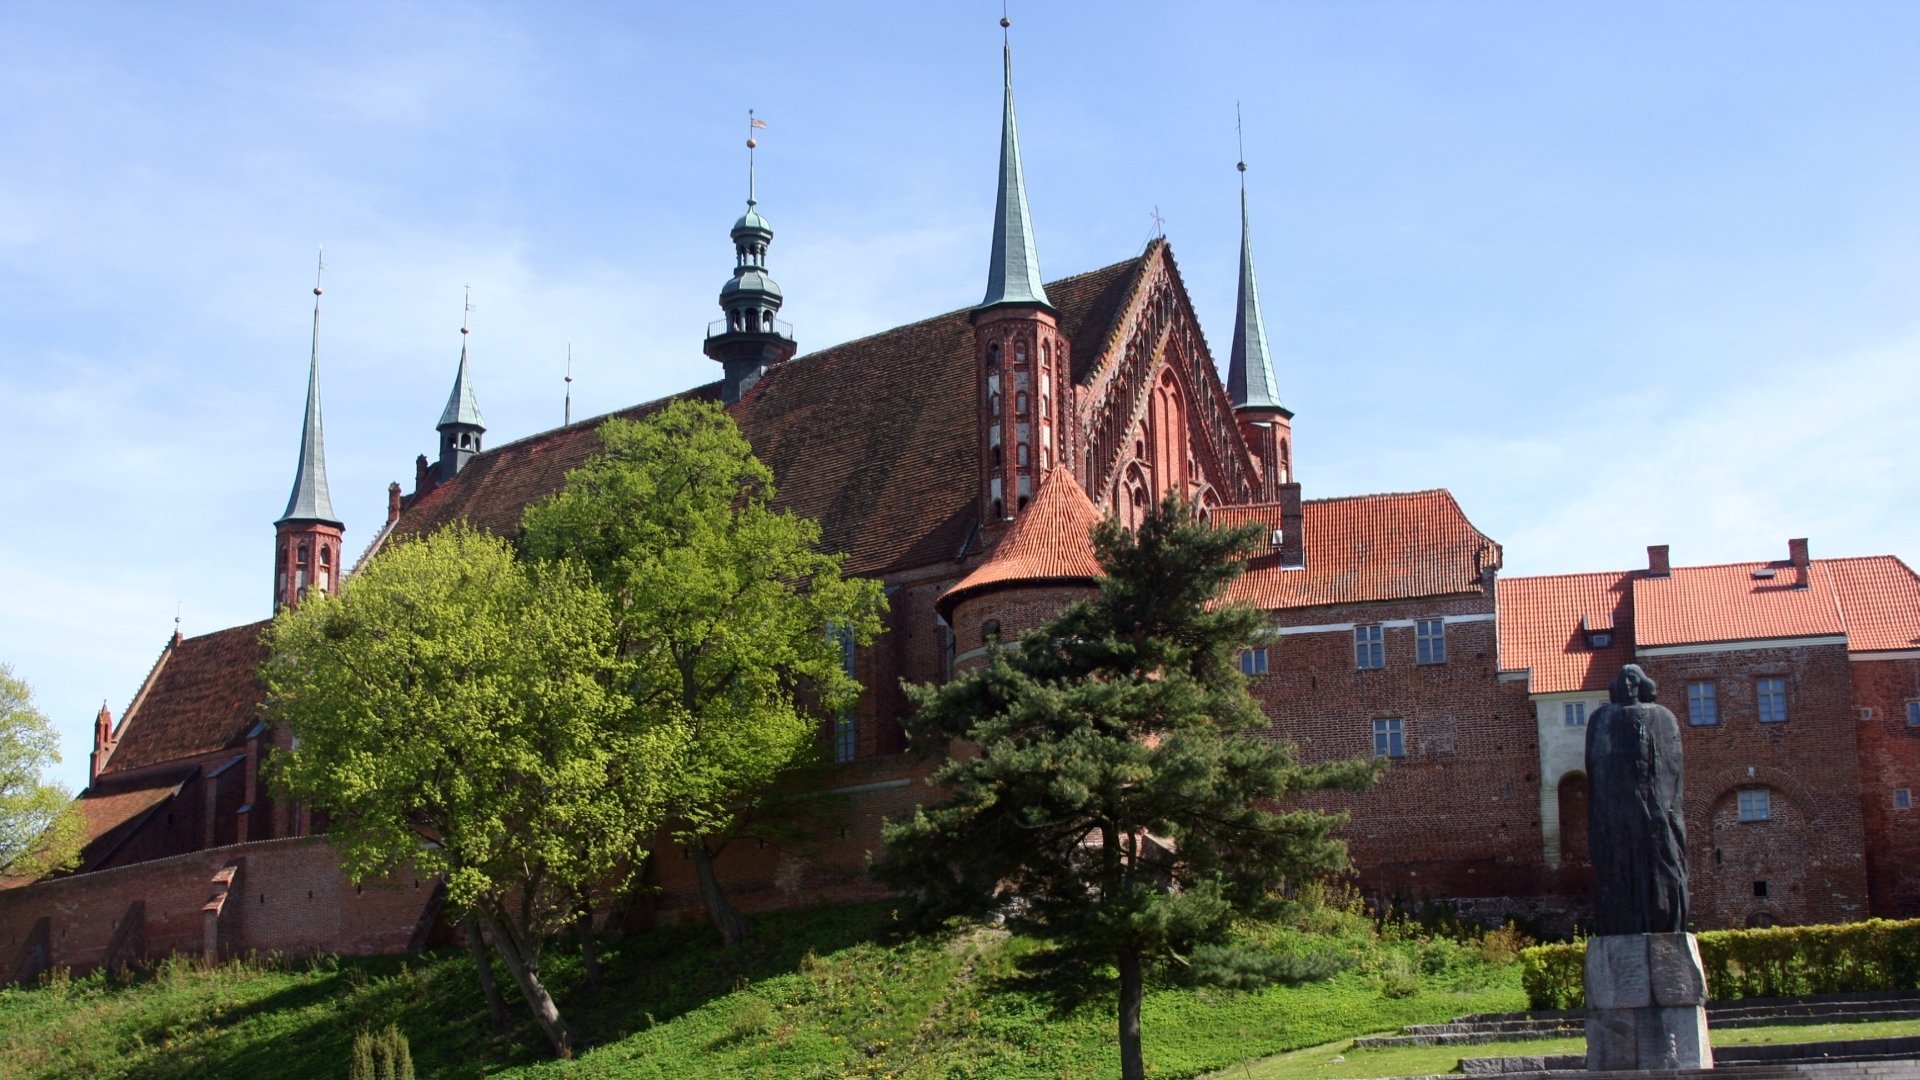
top-left (1520, 918), bottom-right (1920, 1010)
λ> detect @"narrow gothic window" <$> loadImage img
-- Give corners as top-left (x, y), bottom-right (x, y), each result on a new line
top-left (990, 393), bottom-right (1001, 418)
top-left (1016, 443), bottom-right (1029, 466)
top-left (1015, 391), bottom-right (1029, 416)
top-left (991, 446), bottom-right (1003, 467)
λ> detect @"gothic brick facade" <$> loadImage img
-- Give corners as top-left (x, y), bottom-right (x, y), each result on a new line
top-left (8, 40), bottom-right (1919, 977)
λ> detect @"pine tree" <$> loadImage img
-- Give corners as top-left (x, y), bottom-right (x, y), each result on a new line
top-left (875, 492), bottom-right (1381, 1080)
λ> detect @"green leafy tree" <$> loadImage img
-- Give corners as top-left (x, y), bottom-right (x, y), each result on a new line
top-left (875, 494), bottom-right (1382, 1080)
top-left (266, 526), bottom-right (681, 1057)
top-left (0, 663), bottom-right (84, 881)
top-left (522, 400), bottom-right (885, 946)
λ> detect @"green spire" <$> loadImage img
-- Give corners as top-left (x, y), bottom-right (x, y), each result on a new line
top-left (1227, 179), bottom-right (1284, 413)
top-left (279, 266), bottom-right (340, 526)
top-left (979, 35), bottom-right (1051, 312)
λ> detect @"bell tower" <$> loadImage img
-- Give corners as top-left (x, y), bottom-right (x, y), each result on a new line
top-left (273, 255), bottom-right (345, 612)
top-left (704, 112), bottom-right (797, 403)
top-left (973, 17), bottom-right (1068, 526)
top-left (435, 289), bottom-right (485, 483)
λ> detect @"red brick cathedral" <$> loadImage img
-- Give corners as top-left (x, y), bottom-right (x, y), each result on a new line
top-left (7, 38), bottom-right (1920, 980)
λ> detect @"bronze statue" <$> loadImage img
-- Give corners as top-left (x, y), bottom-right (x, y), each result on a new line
top-left (1586, 664), bottom-right (1688, 935)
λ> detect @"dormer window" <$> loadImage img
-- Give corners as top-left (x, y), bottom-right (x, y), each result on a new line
top-left (1582, 616), bottom-right (1613, 649)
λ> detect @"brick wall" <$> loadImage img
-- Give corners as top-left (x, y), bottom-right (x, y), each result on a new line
top-left (0, 837), bottom-right (437, 981)
top-left (1850, 657), bottom-right (1920, 916)
top-left (1249, 594), bottom-right (1548, 904)
top-left (640, 753), bottom-right (937, 924)
top-left (1638, 642), bottom-right (1870, 927)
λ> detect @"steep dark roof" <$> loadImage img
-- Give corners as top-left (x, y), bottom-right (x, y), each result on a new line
top-left (392, 254), bottom-right (1151, 576)
top-left (101, 621), bottom-right (269, 776)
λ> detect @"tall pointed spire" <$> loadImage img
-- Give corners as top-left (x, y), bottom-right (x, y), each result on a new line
top-left (279, 253), bottom-right (340, 527)
top-left (978, 18), bottom-right (1051, 312)
top-left (1226, 132), bottom-right (1283, 413)
top-left (435, 287), bottom-right (485, 482)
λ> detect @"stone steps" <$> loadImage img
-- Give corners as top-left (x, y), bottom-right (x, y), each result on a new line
top-left (1354, 991), bottom-right (1920, 1049)
top-left (1454, 1036), bottom-right (1920, 1077)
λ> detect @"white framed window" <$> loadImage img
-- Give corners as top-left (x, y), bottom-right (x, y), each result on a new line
top-left (1372, 718), bottom-right (1404, 759)
top-left (1563, 701), bottom-right (1587, 727)
top-left (1415, 619), bottom-right (1446, 665)
top-left (1738, 788), bottom-right (1771, 822)
top-left (1895, 788), bottom-right (1912, 810)
top-left (1239, 647), bottom-right (1268, 676)
top-left (1354, 624), bottom-right (1385, 670)
top-left (1757, 677), bottom-right (1788, 723)
top-left (1907, 702), bottom-right (1920, 727)
top-left (1688, 681), bottom-right (1718, 726)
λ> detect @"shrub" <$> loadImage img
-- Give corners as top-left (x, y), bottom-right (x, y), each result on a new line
top-left (1520, 918), bottom-right (1920, 1009)
top-left (1478, 922), bottom-right (1533, 965)
top-left (347, 1024), bottom-right (414, 1080)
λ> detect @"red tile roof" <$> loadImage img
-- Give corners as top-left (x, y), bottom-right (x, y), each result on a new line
top-left (391, 254), bottom-right (1150, 578)
top-left (1496, 571), bottom-right (1634, 695)
top-left (1632, 561), bottom-right (1845, 648)
top-left (1217, 490), bottom-right (1499, 609)
top-left (1824, 556), bottom-right (1920, 652)
top-left (938, 469), bottom-right (1105, 615)
top-left (1498, 554), bottom-right (1920, 693)
top-left (101, 621), bottom-right (269, 776)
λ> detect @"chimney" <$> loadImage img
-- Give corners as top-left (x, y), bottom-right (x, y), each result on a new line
top-left (1789, 537), bottom-right (1810, 588)
top-left (387, 481), bottom-right (403, 525)
top-left (413, 454), bottom-right (431, 498)
top-left (1277, 482), bottom-right (1305, 569)
top-left (1647, 544), bottom-right (1671, 578)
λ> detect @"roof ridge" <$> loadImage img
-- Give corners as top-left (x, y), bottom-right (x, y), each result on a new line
top-left (1074, 243), bottom-right (1161, 389)
top-left (1303, 487), bottom-right (1454, 506)
top-left (1504, 569), bottom-right (1636, 585)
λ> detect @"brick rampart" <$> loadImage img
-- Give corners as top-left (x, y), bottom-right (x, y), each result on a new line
top-left (0, 836), bottom-right (436, 982)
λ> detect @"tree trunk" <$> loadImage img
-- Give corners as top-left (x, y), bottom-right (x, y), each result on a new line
top-left (477, 906), bottom-right (572, 1058)
top-left (689, 840), bottom-right (751, 947)
top-left (574, 896), bottom-right (602, 989)
top-left (462, 914), bottom-right (510, 1032)
top-left (1117, 947), bottom-right (1145, 1080)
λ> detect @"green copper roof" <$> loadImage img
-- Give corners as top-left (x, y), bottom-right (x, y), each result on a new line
top-left (978, 43), bottom-right (1051, 312)
top-left (278, 332), bottom-right (340, 526)
top-left (733, 200), bottom-right (773, 237)
top-left (437, 336), bottom-right (484, 431)
top-left (1227, 187), bottom-right (1284, 412)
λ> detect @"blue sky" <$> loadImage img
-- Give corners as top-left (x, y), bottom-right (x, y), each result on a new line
top-left (4, 2), bottom-right (1918, 793)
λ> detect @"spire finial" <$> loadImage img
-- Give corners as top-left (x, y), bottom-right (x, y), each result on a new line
top-left (1236, 101), bottom-right (1248, 190)
top-left (461, 284), bottom-right (472, 336)
top-left (746, 109), bottom-right (766, 207)
top-left (564, 343), bottom-right (574, 426)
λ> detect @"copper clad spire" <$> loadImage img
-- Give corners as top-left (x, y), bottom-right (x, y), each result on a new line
top-left (279, 254), bottom-right (341, 526)
top-left (1227, 135), bottom-right (1285, 414)
top-left (978, 20), bottom-right (1051, 312)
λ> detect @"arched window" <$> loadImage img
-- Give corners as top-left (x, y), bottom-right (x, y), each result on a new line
top-left (1016, 443), bottom-right (1029, 466)
top-left (991, 445), bottom-right (1003, 467)
top-left (990, 393), bottom-right (1002, 418)
top-left (1015, 391), bottom-right (1029, 416)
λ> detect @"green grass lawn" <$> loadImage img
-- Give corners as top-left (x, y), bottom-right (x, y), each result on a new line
top-left (0, 902), bottom-right (1532, 1080)
top-left (1216, 1016), bottom-right (1920, 1080)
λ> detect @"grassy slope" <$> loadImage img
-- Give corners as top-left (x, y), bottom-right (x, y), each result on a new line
top-left (0, 904), bottom-right (1526, 1080)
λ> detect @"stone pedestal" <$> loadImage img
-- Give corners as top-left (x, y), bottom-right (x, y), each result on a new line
top-left (1584, 932), bottom-right (1713, 1071)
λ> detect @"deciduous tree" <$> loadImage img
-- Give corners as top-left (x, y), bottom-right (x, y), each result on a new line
top-left (265, 526), bottom-right (680, 1056)
top-left (0, 663), bottom-right (84, 881)
top-left (875, 494), bottom-right (1381, 1080)
top-left (521, 400), bottom-right (885, 946)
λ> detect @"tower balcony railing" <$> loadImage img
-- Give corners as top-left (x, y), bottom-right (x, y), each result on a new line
top-left (707, 318), bottom-right (795, 341)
